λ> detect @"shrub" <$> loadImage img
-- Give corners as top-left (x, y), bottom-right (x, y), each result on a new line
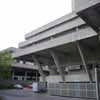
top-left (0, 84), bottom-right (14, 89)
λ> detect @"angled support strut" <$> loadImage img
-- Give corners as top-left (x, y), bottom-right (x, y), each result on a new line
top-left (50, 50), bottom-right (65, 82)
top-left (76, 41), bottom-right (92, 82)
top-left (32, 55), bottom-right (45, 82)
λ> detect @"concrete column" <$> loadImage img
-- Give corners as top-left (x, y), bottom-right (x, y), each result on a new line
top-left (12, 71), bottom-right (15, 80)
top-left (95, 67), bottom-right (100, 100)
top-left (50, 50), bottom-right (65, 82)
top-left (35, 71), bottom-right (38, 82)
top-left (76, 41), bottom-right (92, 82)
top-left (24, 71), bottom-right (27, 81)
top-left (32, 55), bottom-right (45, 82)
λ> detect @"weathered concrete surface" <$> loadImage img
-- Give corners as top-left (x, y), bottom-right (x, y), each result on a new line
top-left (0, 89), bottom-right (95, 100)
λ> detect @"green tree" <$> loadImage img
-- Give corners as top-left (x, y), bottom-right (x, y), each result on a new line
top-left (0, 51), bottom-right (13, 79)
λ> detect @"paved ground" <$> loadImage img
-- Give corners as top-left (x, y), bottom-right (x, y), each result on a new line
top-left (0, 89), bottom-right (96, 100)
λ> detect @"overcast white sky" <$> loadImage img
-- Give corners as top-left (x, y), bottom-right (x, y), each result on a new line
top-left (0, 0), bottom-right (72, 50)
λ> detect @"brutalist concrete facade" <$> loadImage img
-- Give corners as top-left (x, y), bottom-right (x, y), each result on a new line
top-left (13, 0), bottom-right (100, 99)
top-left (2, 47), bottom-right (47, 81)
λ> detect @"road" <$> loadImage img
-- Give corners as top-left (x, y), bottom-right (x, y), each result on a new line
top-left (0, 89), bottom-right (95, 100)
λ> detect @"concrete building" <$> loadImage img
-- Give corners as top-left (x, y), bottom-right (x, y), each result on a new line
top-left (13, 0), bottom-right (100, 99)
top-left (2, 47), bottom-right (49, 81)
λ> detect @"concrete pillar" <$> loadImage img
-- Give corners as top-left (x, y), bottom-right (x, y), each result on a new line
top-left (12, 71), bottom-right (15, 80)
top-left (50, 50), bottom-right (65, 82)
top-left (32, 55), bottom-right (46, 82)
top-left (76, 41), bottom-right (92, 82)
top-left (95, 68), bottom-right (100, 100)
top-left (35, 71), bottom-right (38, 82)
top-left (24, 71), bottom-right (27, 81)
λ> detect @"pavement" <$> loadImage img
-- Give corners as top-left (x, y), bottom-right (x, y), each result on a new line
top-left (0, 89), bottom-right (96, 100)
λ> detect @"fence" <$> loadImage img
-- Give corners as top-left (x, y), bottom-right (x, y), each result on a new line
top-left (48, 82), bottom-right (96, 99)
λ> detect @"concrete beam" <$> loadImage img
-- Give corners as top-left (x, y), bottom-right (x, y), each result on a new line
top-left (32, 55), bottom-right (45, 82)
top-left (13, 25), bottom-right (97, 58)
top-left (76, 41), bottom-right (92, 82)
top-left (50, 50), bottom-right (65, 81)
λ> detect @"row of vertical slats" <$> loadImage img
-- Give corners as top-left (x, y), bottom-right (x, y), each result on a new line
top-left (48, 82), bottom-right (96, 98)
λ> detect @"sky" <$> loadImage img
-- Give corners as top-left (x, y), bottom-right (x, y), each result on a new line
top-left (0, 0), bottom-right (72, 50)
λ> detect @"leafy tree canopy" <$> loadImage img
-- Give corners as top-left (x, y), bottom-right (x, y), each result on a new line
top-left (0, 51), bottom-right (13, 79)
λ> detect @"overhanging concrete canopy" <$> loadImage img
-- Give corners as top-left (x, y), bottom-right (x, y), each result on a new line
top-left (13, 35), bottom-right (100, 66)
top-left (13, 26), bottom-right (97, 58)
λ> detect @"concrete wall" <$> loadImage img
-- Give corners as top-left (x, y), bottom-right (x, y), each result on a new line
top-left (46, 72), bottom-right (91, 83)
